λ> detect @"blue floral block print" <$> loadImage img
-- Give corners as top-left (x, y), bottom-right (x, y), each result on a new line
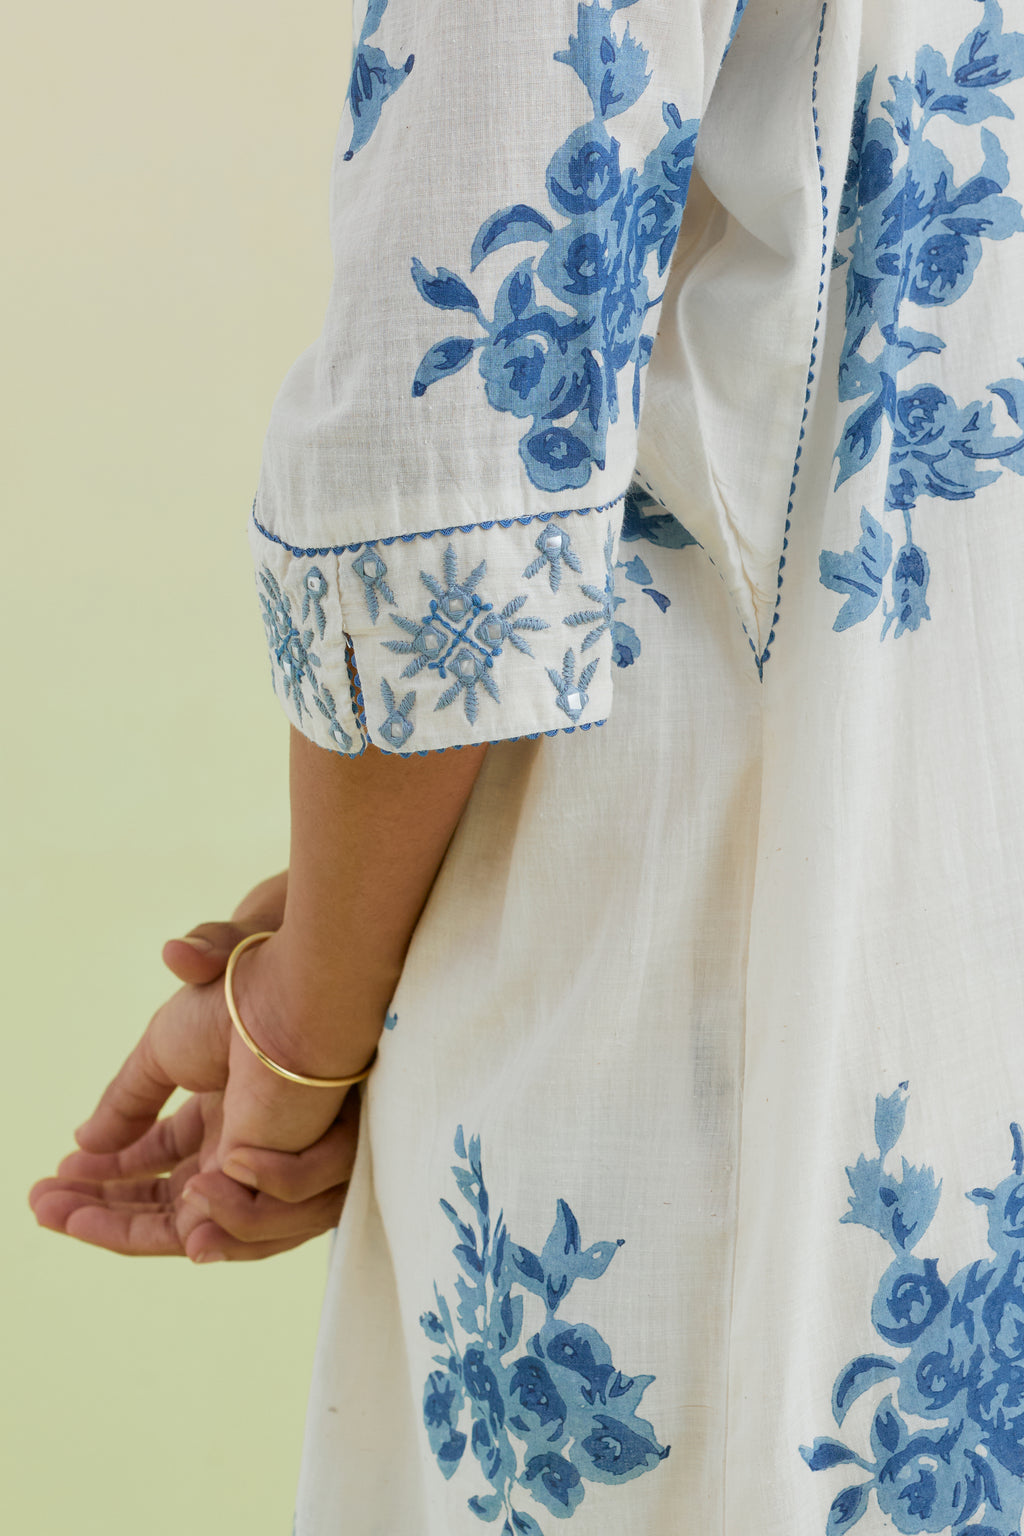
top-left (411, 0), bottom-right (700, 493)
top-left (421, 1129), bottom-right (670, 1533)
top-left (802, 1084), bottom-right (1024, 1535)
top-left (343, 0), bottom-right (414, 161)
top-left (823, 0), bottom-right (1024, 640)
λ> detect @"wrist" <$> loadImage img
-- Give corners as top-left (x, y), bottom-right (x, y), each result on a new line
top-left (229, 930), bottom-right (384, 1082)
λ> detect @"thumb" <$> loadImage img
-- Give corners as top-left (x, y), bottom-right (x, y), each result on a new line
top-left (162, 920), bottom-right (274, 986)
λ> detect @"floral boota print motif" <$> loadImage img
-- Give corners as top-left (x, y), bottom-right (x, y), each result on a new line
top-left (420, 1129), bottom-right (670, 1533)
top-left (821, 0), bottom-right (1024, 641)
top-left (410, 0), bottom-right (700, 493)
top-left (802, 1085), bottom-right (1024, 1535)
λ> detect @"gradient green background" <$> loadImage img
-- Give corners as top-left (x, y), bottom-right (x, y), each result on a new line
top-left (5, 3), bottom-right (353, 1528)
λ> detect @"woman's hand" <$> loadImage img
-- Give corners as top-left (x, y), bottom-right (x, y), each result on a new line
top-left (28, 871), bottom-right (366, 1263)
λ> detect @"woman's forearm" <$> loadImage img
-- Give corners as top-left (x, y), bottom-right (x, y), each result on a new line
top-left (252, 729), bottom-right (488, 1076)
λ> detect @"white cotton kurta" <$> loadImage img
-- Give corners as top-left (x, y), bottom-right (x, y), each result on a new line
top-left (251, 1), bottom-right (1024, 1532)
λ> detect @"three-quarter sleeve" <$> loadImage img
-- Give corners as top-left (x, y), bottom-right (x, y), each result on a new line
top-left (250, 0), bottom-right (749, 754)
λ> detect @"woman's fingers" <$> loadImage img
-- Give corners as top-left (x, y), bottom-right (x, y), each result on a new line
top-left (31, 1182), bottom-right (186, 1256)
top-left (181, 1176), bottom-right (346, 1251)
top-left (73, 982), bottom-right (229, 1154)
top-left (184, 1223), bottom-right (339, 1264)
top-left (55, 1095), bottom-right (204, 1182)
top-left (161, 872), bottom-right (288, 985)
top-left (218, 1095), bottom-right (361, 1204)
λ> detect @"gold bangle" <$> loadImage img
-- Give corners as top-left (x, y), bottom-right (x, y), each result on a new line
top-left (224, 931), bottom-right (377, 1089)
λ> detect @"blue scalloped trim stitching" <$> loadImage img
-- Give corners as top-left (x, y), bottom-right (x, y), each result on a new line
top-left (386, 718), bottom-right (607, 757)
top-left (344, 635), bottom-right (369, 740)
top-left (249, 491), bottom-right (626, 559)
top-left (757, 0), bottom-right (829, 680)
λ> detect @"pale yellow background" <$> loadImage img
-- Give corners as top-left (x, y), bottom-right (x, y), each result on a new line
top-left (4, 3), bottom-right (354, 1529)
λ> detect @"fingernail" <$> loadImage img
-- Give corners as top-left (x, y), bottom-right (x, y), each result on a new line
top-left (195, 1250), bottom-right (225, 1263)
top-left (182, 1187), bottom-right (211, 1217)
top-left (223, 1159), bottom-right (258, 1189)
top-left (177, 935), bottom-right (213, 953)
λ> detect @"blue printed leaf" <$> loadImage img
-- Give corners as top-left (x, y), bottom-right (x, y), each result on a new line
top-left (509, 1511), bottom-right (543, 1536)
top-left (874, 1085), bottom-right (908, 1157)
top-left (642, 587), bottom-right (670, 612)
top-left (471, 204), bottom-right (554, 270)
top-left (826, 1483), bottom-right (871, 1535)
top-left (495, 1289), bottom-right (524, 1353)
top-left (455, 1243), bottom-right (484, 1276)
top-left (831, 1355), bottom-right (899, 1426)
top-left (989, 370), bottom-right (1024, 427)
top-left (410, 257), bottom-right (480, 312)
top-left (819, 508), bottom-right (893, 633)
top-left (468, 1492), bottom-right (505, 1522)
top-left (554, 3), bottom-right (650, 119)
top-left (800, 1438), bottom-right (863, 1472)
top-left (621, 554), bottom-right (652, 585)
top-left (538, 1200), bottom-right (625, 1311)
top-left (872, 1401), bottom-right (901, 1454)
top-left (888, 1157), bottom-right (942, 1248)
top-left (412, 336), bottom-right (479, 397)
top-left (509, 1243), bottom-right (546, 1295)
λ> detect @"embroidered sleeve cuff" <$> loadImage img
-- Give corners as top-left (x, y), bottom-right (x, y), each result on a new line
top-left (249, 498), bottom-right (625, 754)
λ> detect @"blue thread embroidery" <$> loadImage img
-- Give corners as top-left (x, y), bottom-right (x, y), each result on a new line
top-left (351, 546), bottom-right (395, 623)
top-left (802, 1084), bottom-right (1024, 1534)
top-left (822, 1), bottom-right (1024, 640)
top-left (411, 0), bottom-right (700, 491)
top-left (523, 527), bottom-right (584, 592)
top-left (562, 519), bottom-right (669, 668)
top-left (257, 566), bottom-right (354, 751)
top-left (383, 543), bottom-right (548, 725)
top-left (421, 1128), bottom-right (669, 1531)
top-left (301, 567), bottom-right (328, 637)
top-left (548, 649), bottom-right (600, 722)
top-left (384, 1009), bottom-right (398, 1030)
top-left (564, 526), bottom-right (620, 651)
top-left (343, 0), bottom-right (414, 161)
top-left (379, 676), bottom-right (416, 746)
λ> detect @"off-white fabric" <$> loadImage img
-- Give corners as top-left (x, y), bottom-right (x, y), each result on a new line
top-left (251, 1), bottom-right (1024, 1532)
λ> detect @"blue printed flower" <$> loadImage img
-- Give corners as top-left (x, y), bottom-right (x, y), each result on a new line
top-left (573, 1412), bottom-right (669, 1483)
top-left (520, 1452), bottom-right (585, 1518)
top-left (421, 1129), bottom-right (669, 1533)
top-left (823, 4), bottom-right (1024, 641)
top-left (423, 1369), bottom-right (467, 1479)
top-left (412, 2), bottom-right (699, 491)
top-left (508, 1357), bottom-right (568, 1436)
top-left (871, 1258), bottom-right (949, 1349)
top-left (802, 1093), bottom-right (1024, 1533)
top-left (872, 1412), bottom-right (971, 1534)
